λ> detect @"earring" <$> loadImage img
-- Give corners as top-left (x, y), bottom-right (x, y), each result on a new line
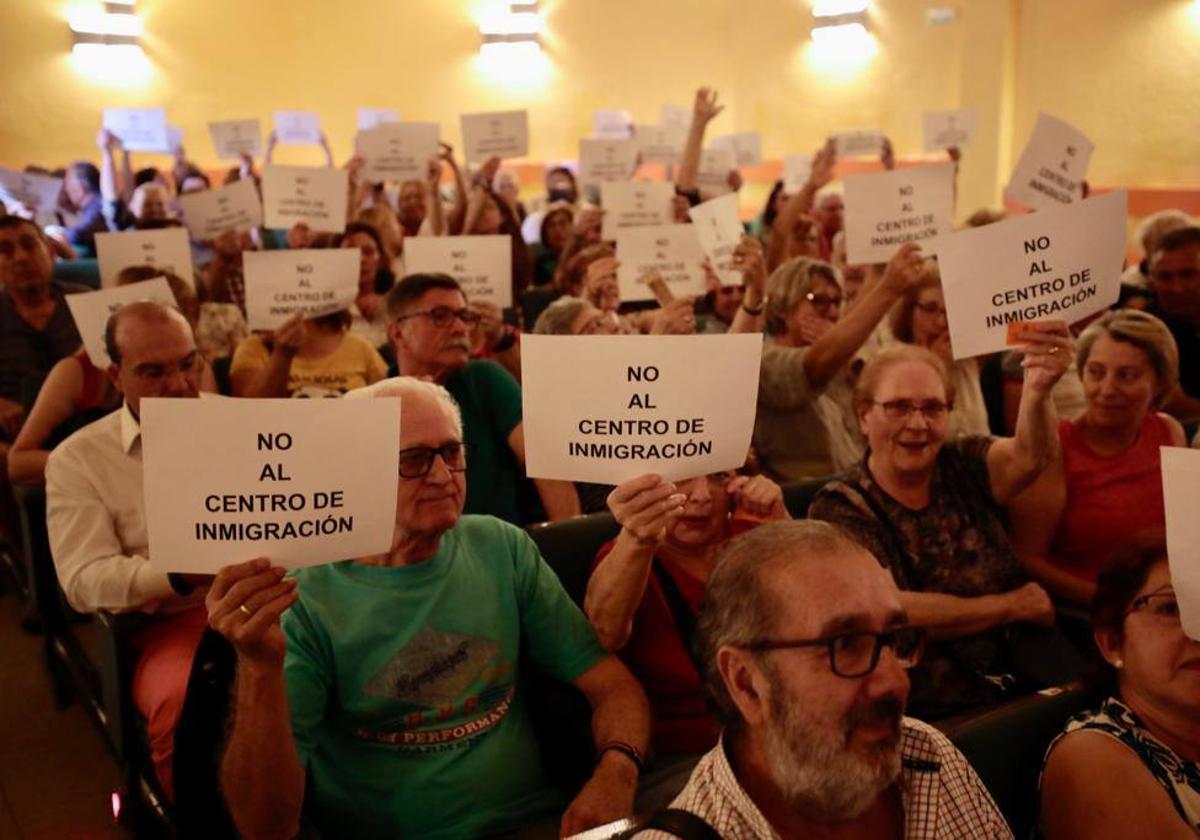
top-left (1113, 659), bottom-right (1124, 670)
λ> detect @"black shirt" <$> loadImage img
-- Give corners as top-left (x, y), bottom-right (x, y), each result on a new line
top-left (1150, 306), bottom-right (1200, 398)
top-left (0, 282), bottom-right (87, 408)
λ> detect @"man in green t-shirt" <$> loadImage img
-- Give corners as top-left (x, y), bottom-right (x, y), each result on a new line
top-left (384, 272), bottom-right (580, 524)
top-left (207, 378), bottom-right (650, 839)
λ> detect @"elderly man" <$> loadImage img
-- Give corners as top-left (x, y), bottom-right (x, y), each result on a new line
top-left (386, 272), bottom-right (579, 523)
top-left (657, 520), bottom-right (1010, 839)
top-left (1148, 226), bottom-right (1200, 418)
top-left (46, 300), bottom-right (208, 799)
top-left (208, 378), bottom-right (650, 839)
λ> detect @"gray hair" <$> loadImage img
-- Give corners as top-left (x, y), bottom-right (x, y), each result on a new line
top-left (764, 256), bottom-right (841, 336)
top-left (696, 520), bottom-right (865, 731)
top-left (533, 296), bottom-right (590, 335)
top-left (1135, 210), bottom-right (1191, 255)
top-left (345, 376), bottom-right (463, 438)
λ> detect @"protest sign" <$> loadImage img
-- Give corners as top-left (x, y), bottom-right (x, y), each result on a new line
top-left (934, 190), bottom-right (1126, 359)
top-left (103, 107), bottom-right (170, 153)
top-left (782, 154), bottom-right (813, 194)
top-left (358, 107), bottom-right (400, 131)
top-left (634, 124), bottom-right (685, 165)
top-left (843, 163), bottom-right (956, 264)
top-left (356, 122), bottom-right (440, 182)
top-left (208, 119), bottom-right (263, 160)
top-left (166, 126), bottom-right (184, 153)
top-left (1004, 113), bottom-right (1094, 209)
top-left (712, 132), bottom-right (763, 168)
top-left (96, 228), bottom-right (193, 288)
top-left (521, 334), bottom-right (763, 483)
top-left (600, 181), bottom-right (674, 240)
top-left (615, 224), bottom-right (707, 302)
top-left (923, 108), bottom-right (977, 151)
top-left (142, 398), bottom-right (401, 573)
top-left (262, 165), bottom-right (349, 233)
top-left (0, 167), bottom-right (63, 216)
top-left (695, 148), bottom-right (736, 196)
top-left (594, 109), bottom-right (633, 139)
top-left (273, 111), bottom-right (323, 145)
top-left (460, 110), bottom-right (529, 163)
top-left (660, 105), bottom-right (691, 133)
top-left (1161, 447), bottom-right (1200, 640)
top-left (178, 177), bottom-right (263, 240)
top-left (834, 130), bottom-right (885, 158)
top-left (688, 193), bottom-right (743, 285)
top-left (403, 235), bottom-right (513, 309)
top-left (243, 249), bottom-right (360, 330)
top-left (579, 139), bottom-right (639, 188)
top-left (65, 278), bottom-right (177, 368)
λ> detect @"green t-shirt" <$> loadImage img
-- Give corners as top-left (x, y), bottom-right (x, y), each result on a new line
top-left (445, 360), bottom-right (525, 524)
top-left (282, 515), bottom-right (606, 839)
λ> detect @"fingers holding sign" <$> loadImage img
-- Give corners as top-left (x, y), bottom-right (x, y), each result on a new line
top-left (880, 242), bottom-right (927, 296)
top-left (725, 474), bottom-right (790, 522)
top-left (607, 474), bottom-right (687, 548)
top-left (730, 234), bottom-right (766, 295)
top-left (206, 557), bottom-right (299, 668)
top-left (1011, 320), bottom-right (1074, 395)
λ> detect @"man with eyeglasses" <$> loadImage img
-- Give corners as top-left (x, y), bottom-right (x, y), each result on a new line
top-left (385, 272), bottom-right (580, 524)
top-left (207, 378), bottom-right (650, 839)
top-left (652, 520), bottom-right (1010, 839)
top-left (1147, 226), bottom-right (1200, 419)
top-left (45, 300), bottom-right (211, 801)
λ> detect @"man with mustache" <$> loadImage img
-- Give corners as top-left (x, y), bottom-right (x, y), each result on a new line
top-left (655, 520), bottom-right (1011, 839)
top-left (386, 273), bottom-right (579, 523)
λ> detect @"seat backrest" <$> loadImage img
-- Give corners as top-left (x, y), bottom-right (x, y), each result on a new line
top-left (781, 476), bottom-right (834, 519)
top-left (526, 512), bottom-right (620, 607)
top-left (940, 683), bottom-right (1092, 838)
top-left (52, 258), bottom-right (102, 290)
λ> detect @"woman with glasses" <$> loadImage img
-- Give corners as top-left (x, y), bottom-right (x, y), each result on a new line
top-left (1040, 531), bottom-right (1200, 838)
top-left (585, 468), bottom-right (791, 756)
top-left (809, 335), bottom-right (1081, 719)
top-left (754, 242), bottom-right (926, 482)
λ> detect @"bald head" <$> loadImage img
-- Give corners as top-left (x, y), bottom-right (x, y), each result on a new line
top-left (105, 300), bottom-right (191, 367)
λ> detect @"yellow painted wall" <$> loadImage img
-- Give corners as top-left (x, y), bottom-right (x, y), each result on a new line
top-left (1, 0), bottom-right (1197, 217)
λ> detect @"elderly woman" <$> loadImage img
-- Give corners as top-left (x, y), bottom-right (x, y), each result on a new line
top-left (754, 241), bottom-right (924, 481)
top-left (809, 332), bottom-right (1078, 719)
top-left (533, 296), bottom-right (620, 337)
top-left (1040, 532), bottom-right (1200, 838)
top-left (1010, 311), bottom-right (1186, 606)
top-left (586, 470), bottom-right (790, 755)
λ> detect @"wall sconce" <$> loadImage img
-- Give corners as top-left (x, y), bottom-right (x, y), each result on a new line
top-left (70, 0), bottom-right (144, 53)
top-left (480, 1), bottom-right (542, 52)
top-left (811, 0), bottom-right (870, 41)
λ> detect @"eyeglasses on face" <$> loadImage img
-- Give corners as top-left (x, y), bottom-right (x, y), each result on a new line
top-left (804, 291), bottom-right (843, 312)
top-left (914, 301), bottom-right (948, 318)
top-left (870, 399), bottom-right (951, 421)
top-left (1125, 585), bottom-right (1180, 621)
top-left (744, 626), bottom-right (925, 679)
top-left (397, 442), bottom-right (471, 478)
top-left (130, 351), bottom-right (201, 382)
top-left (394, 306), bottom-right (482, 328)
top-left (1151, 267), bottom-right (1199, 285)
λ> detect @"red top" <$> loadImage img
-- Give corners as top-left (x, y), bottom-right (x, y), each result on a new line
top-left (1051, 413), bottom-right (1174, 581)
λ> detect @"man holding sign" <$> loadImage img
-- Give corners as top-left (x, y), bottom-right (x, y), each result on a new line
top-left (207, 378), bottom-right (650, 840)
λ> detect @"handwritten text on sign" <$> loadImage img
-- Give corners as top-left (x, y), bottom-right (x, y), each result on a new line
top-left (460, 110), bottom-right (529, 162)
top-left (1004, 113), bottom-right (1094, 209)
top-left (243, 249), bottom-right (360, 331)
top-left (178, 177), bottom-right (263, 240)
top-left (521, 334), bottom-right (763, 483)
top-left (843, 163), bottom-right (956, 264)
top-left (600, 181), bottom-right (674, 240)
top-left (142, 398), bottom-right (401, 573)
top-left (934, 190), bottom-right (1126, 359)
top-left (616, 224), bottom-right (706, 303)
top-left (95, 228), bottom-right (194, 288)
top-left (262, 165), bottom-right (349, 233)
top-left (1161, 447), bottom-right (1200, 641)
top-left (403, 235), bottom-right (513, 309)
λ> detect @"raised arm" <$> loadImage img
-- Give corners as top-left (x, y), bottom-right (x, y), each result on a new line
top-left (463, 157), bottom-right (501, 235)
top-left (96, 129), bottom-right (123, 225)
top-left (676, 87), bottom-right (723, 195)
top-left (441, 144), bottom-right (470, 236)
top-left (425, 155), bottom-right (447, 237)
top-left (264, 130), bottom-right (278, 165)
top-left (767, 140), bottom-right (835, 271)
top-left (728, 234), bottom-right (767, 334)
top-left (318, 131), bottom-right (335, 168)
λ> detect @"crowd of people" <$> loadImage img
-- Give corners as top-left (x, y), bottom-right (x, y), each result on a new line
top-left (1, 84), bottom-right (1199, 839)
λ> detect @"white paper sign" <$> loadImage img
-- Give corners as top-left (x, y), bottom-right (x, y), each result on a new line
top-left (834, 130), bottom-right (885, 158)
top-left (601, 181), bottom-right (675, 241)
top-left (96, 228), bottom-right (194, 287)
top-left (103, 108), bottom-right (170, 153)
top-left (273, 110), bottom-right (323, 145)
top-left (1004, 113), bottom-right (1094, 209)
top-left (695, 148), bottom-right (736, 196)
top-left (208, 119), bottom-right (263, 161)
top-left (243, 249), bottom-right (360, 330)
top-left (844, 163), bottom-right (956, 264)
top-left (616, 224), bottom-right (707, 302)
top-left (142, 398), bottom-right (401, 573)
top-left (0, 167), bottom-right (63, 215)
top-left (1161, 447), bottom-right (1200, 640)
top-left (460, 110), bottom-right (529, 163)
top-left (660, 105), bottom-right (691, 133)
top-left (782, 155), bottom-right (813, 194)
top-left (65, 278), bottom-right (177, 368)
top-left (712, 132), bottom-right (763, 168)
top-left (923, 108), bottom-right (977, 152)
top-left (688, 193), bottom-right (744, 285)
top-left (579, 139), bottom-right (639, 188)
top-left (634, 124), bottom-right (685, 165)
top-left (594, 109), bottom-right (633, 140)
top-left (358, 107), bottom-right (400, 131)
top-left (403, 235), bottom-right (513, 309)
top-left (166, 126), bottom-right (184, 153)
top-left (356, 122), bottom-right (440, 182)
top-left (521, 334), bottom-right (763, 483)
top-left (935, 190), bottom-right (1126, 359)
top-left (178, 178), bottom-right (264, 240)
top-left (261, 165), bottom-right (349, 233)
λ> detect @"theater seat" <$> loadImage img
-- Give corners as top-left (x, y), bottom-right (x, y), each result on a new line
top-left (527, 511), bottom-right (620, 607)
top-left (939, 683), bottom-right (1092, 838)
top-left (52, 258), bottom-right (102, 290)
top-left (781, 475), bottom-right (833, 518)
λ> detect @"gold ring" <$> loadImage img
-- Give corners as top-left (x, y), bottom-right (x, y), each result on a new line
top-left (238, 604), bottom-right (252, 616)
top-left (1049, 346), bottom-right (1060, 355)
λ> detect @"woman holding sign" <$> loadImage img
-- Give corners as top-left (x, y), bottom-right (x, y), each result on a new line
top-left (585, 470), bottom-right (790, 755)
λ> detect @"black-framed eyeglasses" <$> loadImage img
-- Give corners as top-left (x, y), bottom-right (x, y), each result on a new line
top-left (394, 306), bottom-right (482, 328)
top-left (397, 442), bottom-right (472, 478)
top-left (871, 399), bottom-right (951, 421)
top-left (743, 626), bottom-right (925, 678)
top-left (1125, 585), bottom-right (1180, 621)
top-left (804, 291), bottom-right (843, 312)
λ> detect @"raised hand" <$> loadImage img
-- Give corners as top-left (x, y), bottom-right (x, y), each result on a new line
top-left (725, 474), bottom-right (790, 521)
top-left (1013, 320), bottom-right (1074, 395)
top-left (205, 557), bottom-right (299, 667)
top-left (692, 87), bottom-right (724, 127)
top-left (607, 475), bottom-right (687, 548)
